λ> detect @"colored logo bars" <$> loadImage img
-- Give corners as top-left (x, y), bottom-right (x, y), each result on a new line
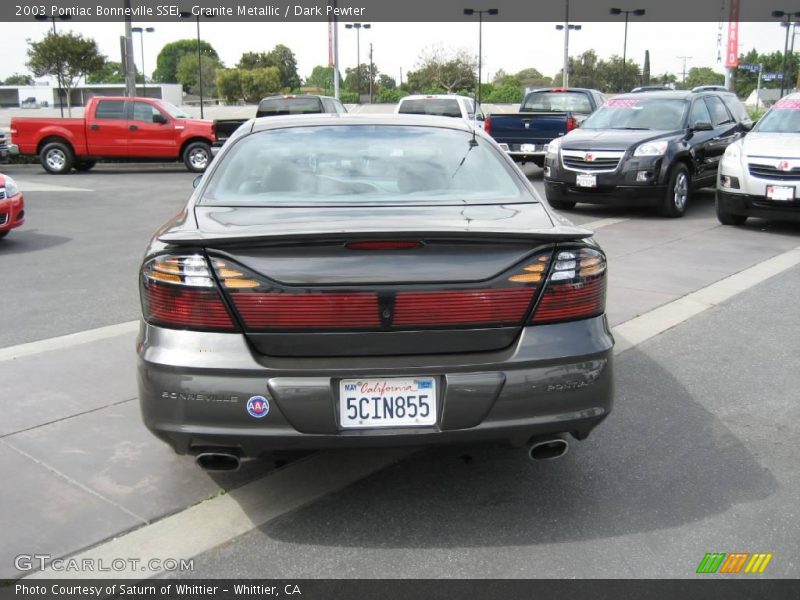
top-left (696, 552), bottom-right (773, 574)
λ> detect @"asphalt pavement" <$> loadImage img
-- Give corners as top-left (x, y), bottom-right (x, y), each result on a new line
top-left (1, 163), bottom-right (799, 580)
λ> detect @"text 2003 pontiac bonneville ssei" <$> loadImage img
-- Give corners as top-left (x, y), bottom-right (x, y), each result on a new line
top-left (136, 114), bottom-right (614, 471)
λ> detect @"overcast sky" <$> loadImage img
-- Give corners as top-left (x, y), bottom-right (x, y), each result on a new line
top-left (1, 20), bottom-right (789, 86)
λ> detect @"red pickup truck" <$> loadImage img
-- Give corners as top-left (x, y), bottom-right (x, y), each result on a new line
top-left (10, 96), bottom-right (215, 174)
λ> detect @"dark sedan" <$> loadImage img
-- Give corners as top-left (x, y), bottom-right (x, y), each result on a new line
top-left (137, 114), bottom-right (614, 471)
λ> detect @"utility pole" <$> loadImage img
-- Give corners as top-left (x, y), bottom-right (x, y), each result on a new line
top-left (369, 43), bottom-right (374, 103)
top-left (123, 0), bottom-right (136, 97)
top-left (677, 56), bottom-right (692, 84)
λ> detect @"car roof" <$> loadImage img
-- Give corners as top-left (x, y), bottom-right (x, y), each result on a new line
top-left (526, 87), bottom-right (600, 93)
top-left (399, 94), bottom-right (472, 101)
top-left (249, 112), bottom-right (477, 133)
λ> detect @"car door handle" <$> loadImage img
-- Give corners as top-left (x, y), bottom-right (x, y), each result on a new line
top-left (90, 124), bottom-right (100, 131)
top-left (129, 125), bottom-right (138, 132)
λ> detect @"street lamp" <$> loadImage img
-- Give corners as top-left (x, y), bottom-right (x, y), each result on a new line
top-left (610, 7), bottom-right (646, 92)
top-left (775, 11), bottom-right (800, 97)
top-left (555, 23), bottom-right (583, 88)
top-left (344, 23), bottom-right (370, 103)
top-left (131, 27), bottom-right (155, 97)
top-left (180, 9), bottom-right (215, 118)
top-left (463, 8), bottom-right (499, 107)
top-left (34, 13), bottom-right (72, 117)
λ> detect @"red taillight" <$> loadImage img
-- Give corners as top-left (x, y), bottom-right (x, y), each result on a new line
top-left (346, 240), bottom-right (423, 250)
top-left (232, 293), bottom-right (381, 328)
top-left (566, 116), bottom-right (577, 132)
top-left (531, 248), bottom-right (607, 324)
top-left (140, 254), bottom-right (236, 331)
top-left (394, 288), bottom-right (534, 326)
top-left (484, 116), bottom-right (491, 135)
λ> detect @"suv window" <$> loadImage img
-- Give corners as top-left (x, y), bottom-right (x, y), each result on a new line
top-left (521, 91), bottom-right (593, 113)
top-left (704, 96), bottom-right (734, 126)
top-left (321, 98), bottom-right (335, 113)
top-left (720, 94), bottom-right (751, 125)
top-left (95, 100), bottom-right (126, 120)
top-left (398, 99), bottom-right (462, 118)
top-left (689, 99), bottom-right (712, 126)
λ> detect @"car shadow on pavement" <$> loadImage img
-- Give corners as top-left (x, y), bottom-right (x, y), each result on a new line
top-left (257, 346), bottom-right (777, 548)
top-left (0, 230), bottom-right (70, 255)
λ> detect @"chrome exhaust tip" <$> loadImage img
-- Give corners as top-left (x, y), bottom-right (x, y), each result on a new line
top-left (527, 438), bottom-right (569, 461)
top-left (195, 452), bottom-right (241, 472)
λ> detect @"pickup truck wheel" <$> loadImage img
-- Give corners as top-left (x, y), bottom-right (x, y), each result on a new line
top-left (544, 183), bottom-right (576, 210)
top-left (74, 160), bottom-right (96, 172)
top-left (40, 142), bottom-right (74, 175)
top-left (183, 142), bottom-right (211, 172)
top-left (659, 164), bottom-right (690, 217)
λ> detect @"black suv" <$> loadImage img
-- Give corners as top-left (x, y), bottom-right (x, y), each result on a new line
top-left (543, 90), bottom-right (752, 217)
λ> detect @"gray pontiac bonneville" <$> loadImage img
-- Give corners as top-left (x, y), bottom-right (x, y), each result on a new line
top-left (136, 114), bottom-right (614, 471)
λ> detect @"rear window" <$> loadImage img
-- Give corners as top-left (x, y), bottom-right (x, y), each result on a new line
top-left (256, 97), bottom-right (323, 117)
top-left (203, 125), bottom-right (524, 206)
top-left (398, 99), bottom-right (462, 118)
top-left (521, 91), bottom-right (593, 113)
top-left (95, 100), bottom-right (125, 120)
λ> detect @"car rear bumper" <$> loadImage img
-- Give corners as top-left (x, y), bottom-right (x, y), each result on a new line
top-left (137, 317), bottom-right (615, 457)
top-left (717, 189), bottom-right (800, 222)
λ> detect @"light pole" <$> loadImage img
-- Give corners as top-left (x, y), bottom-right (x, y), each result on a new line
top-left (464, 8), bottom-right (499, 107)
top-left (180, 9), bottom-right (214, 118)
top-left (610, 7), bottom-right (646, 92)
top-left (777, 14), bottom-right (800, 96)
top-left (345, 23), bottom-right (370, 103)
top-left (369, 42), bottom-right (374, 104)
top-left (677, 55), bottom-right (692, 85)
top-left (556, 23), bottom-right (582, 88)
top-left (34, 13), bottom-right (71, 117)
top-left (131, 27), bottom-right (155, 97)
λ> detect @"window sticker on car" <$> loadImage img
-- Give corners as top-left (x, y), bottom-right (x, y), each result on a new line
top-left (602, 98), bottom-right (640, 109)
top-left (774, 99), bottom-right (800, 110)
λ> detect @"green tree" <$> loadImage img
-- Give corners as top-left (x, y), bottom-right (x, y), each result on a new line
top-left (405, 45), bottom-right (476, 94)
top-left (684, 67), bottom-right (725, 89)
top-left (305, 65), bottom-right (337, 90)
top-left (215, 68), bottom-right (242, 104)
top-left (733, 49), bottom-right (798, 98)
top-left (515, 67), bottom-right (552, 89)
top-left (3, 73), bottom-right (34, 86)
top-left (378, 74), bottom-right (396, 91)
top-left (26, 32), bottom-right (105, 116)
top-left (344, 63), bottom-right (379, 99)
top-left (237, 52), bottom-right (270, 70)
top-left (376, 88), bottom-right (407, 103)
top-left (486, 83), bottom-right (524, 103)
top-left (265, 44), bottom-right (301, 91)
top-left (239, 67), bottom-right (281, 103)
top-left (86, 61), bottom-right (134, 84)
top-left (153, 39), bottom-right (219, 84)
top-left (176, 53), bottom-right (222, 98)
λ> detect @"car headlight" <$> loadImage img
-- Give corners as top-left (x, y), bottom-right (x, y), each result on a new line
top-left (546, 139), bottom-right (561, 156)
top-left (723, 144), bottom-right (741, 161)
top-left (633, 140), bottom-right (669, 156)
top-left (1, 176), bottom-right (18, 197)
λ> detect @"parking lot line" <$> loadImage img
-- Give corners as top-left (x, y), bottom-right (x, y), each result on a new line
top-left (24, 242), bottom-right (800, 580)
top-left (13, 180), bottom-right (94, 193)
top-left (581, 217), bottom-right (629, 230)
top-left (0, 321), bottom-right (139, 362)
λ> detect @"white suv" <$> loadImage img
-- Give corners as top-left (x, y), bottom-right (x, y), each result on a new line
top-left (717, 93), bottom-right (800, 225)
top-left (396, 94), bottom-right (486, 128)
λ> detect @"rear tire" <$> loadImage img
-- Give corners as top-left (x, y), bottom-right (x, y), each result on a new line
top-left (40, 141), bottom-right (74, 175)
top-left (658, 163), bottom-right (690, 218)
top-left (545, 183), bottom-right (577, 210)
top-left (0, 231), bottom-right (8, 240)
top-left (183, 141), bottom-right (211, 173)
top-left (74, 160), bottom-right (96, 172)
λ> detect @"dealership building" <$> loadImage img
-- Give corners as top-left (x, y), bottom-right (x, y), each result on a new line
top-left (0, 83), bottom-right (183, 108)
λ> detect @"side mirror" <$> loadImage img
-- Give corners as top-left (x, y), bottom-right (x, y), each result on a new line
top-left (692, 121), bottom-right (713, 131)
top-left (192, 175), bottom-right (202, 189)
top-left (153, 113), bottom-right (168, 125)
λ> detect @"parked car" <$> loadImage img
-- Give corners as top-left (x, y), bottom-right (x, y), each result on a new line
top-left (485, 88), bottom-right (606, 168)
top-left (137, 114), bottom-right (614, 471)
top-left (9, 96), bottom-right (216, 174)
top-left (0, 131), bottom-right (9, 163)
top-left (0, 173), bottom-right (25, 239)
top-left (214, 94), bottom-right (347, 141)
top-left (395, 94), bottom-right (486, 127)
top-left (544, 90), bottom-right (752, 217)
top-left (717, 93), bottom-right (800, 225)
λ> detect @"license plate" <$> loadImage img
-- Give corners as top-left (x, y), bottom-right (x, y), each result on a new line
top-left (339, 377), bottom-right (437, 429)
top-left (576, 173), bottom-right (597, 188)
top-left (766, 185), bottom-right (794, 201)
top-left (521, 143), bottom-right (539, 153)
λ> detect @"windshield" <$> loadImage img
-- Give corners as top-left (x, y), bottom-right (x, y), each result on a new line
top-left (158, 101), bottom-right (189, 119)
top-left (203, 125), bottom-right (524, 206)
top-left (581, 97), bottom-right (688, 130)
top-left (256, 97), bottom-right (322, 117)
top-left (753, 98), bottom-right (800, 133)
top-left (398, 99), bottom-right (462, 118)
top-left (521, 91), bottom-right (592, 113)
